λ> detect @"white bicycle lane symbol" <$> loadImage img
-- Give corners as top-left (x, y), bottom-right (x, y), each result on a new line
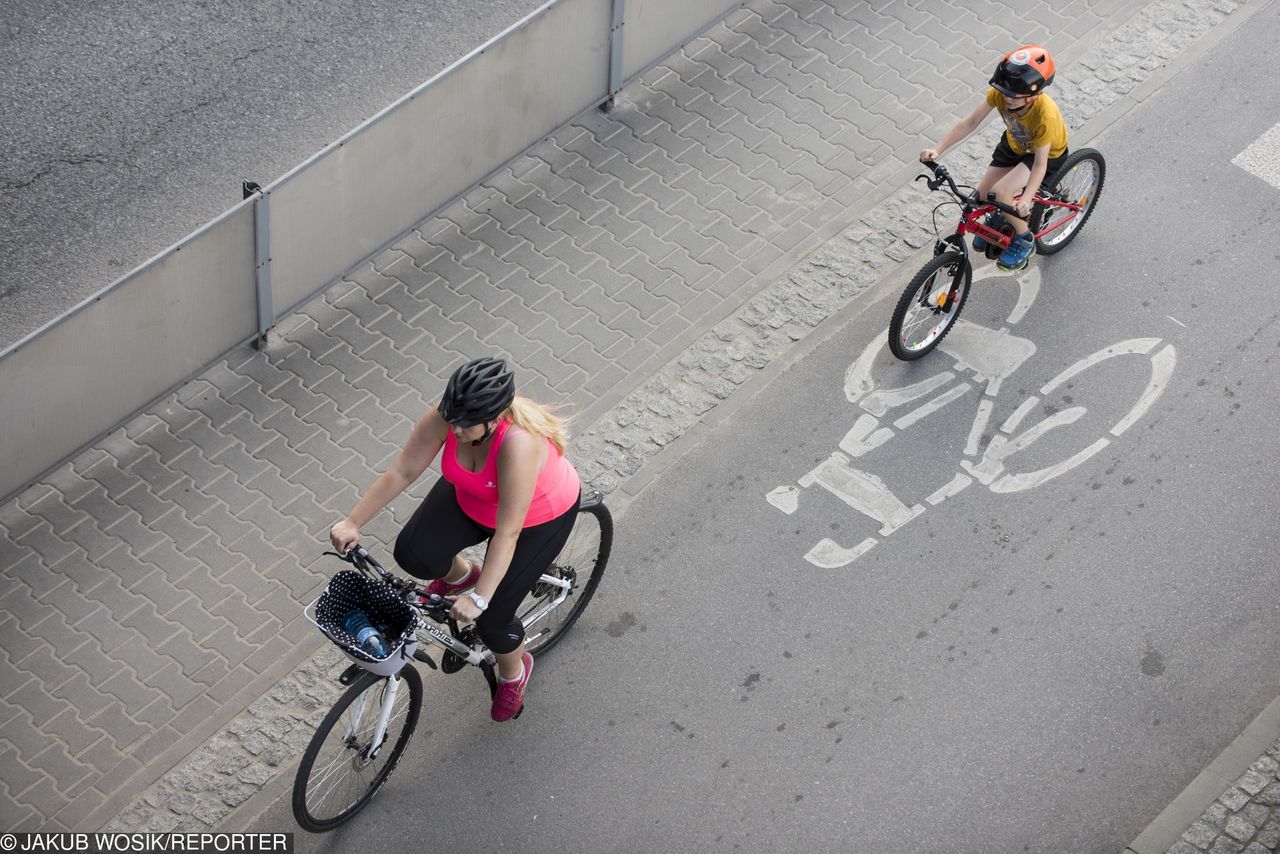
top-left (766, 265), bottom-right (1177, 569)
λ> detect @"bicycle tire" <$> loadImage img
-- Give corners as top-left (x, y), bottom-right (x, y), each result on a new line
top-left (292, 666), bottom-right (422, 833)
top-left (888, 251), bottom-right (972, 361)
top-left (1031, 148), bottom-right (1106, 255)
top-left (521, 499), bottom-right (612, 657)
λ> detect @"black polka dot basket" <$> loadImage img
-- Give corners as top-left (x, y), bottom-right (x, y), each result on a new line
top-left (307, 569), bottom-right (419, 677)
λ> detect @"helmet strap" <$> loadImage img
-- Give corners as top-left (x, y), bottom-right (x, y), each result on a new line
top-left (471, 421), bottom-right (495, 447)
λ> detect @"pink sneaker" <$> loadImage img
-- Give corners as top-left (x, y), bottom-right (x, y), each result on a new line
top-left (422, 561), bottom-right (481, 599)
top-left (491, 651), bottom-right (533, 722)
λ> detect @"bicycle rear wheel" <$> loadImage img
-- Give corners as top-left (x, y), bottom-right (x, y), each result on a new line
top-left (293, 667), bottom-right (422, 833)
top-left (888, 251), bottom-right (972, 360)
top-left (520, 496), bottom-right (612, 657)
top-left (1032, 148), bottom-right (1106, 255)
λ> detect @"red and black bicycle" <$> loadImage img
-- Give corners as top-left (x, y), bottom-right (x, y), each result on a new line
top-left (888, 151), bottom-right (1106, 360)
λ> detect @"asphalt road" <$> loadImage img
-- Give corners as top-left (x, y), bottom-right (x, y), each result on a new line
top-left (0, 0), bottom-right (544, 350)
top-left (250, 6), bottom-right (1280, 851)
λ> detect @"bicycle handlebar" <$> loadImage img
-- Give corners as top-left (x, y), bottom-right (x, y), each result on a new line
top-left (918, 160), bottom-right (1023, 218)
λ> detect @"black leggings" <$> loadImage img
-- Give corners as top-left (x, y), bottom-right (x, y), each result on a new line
top-left (393, 478), bottom-right (579, 654)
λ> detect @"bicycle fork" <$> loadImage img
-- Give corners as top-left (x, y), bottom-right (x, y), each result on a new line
top-left (347, 675), bottom-right (402, 762)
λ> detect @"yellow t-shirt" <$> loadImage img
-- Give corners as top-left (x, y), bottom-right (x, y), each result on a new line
top-left (985, 88), bottom-right (1068, 158)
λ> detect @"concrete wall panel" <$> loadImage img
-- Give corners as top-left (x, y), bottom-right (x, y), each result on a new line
top-left (270, 0), bottom-right (612, 313)
top-left (0, 204), bottom-right (257, 497)
top-left (0, 0), bottom-right (731, 502)
top-left (623, 0), bottom-right (738, 81)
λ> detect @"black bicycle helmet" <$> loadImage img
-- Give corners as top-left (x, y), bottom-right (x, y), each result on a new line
top-left (438, 357), bottom-right (515, 427)
top-left (990, 44), bottom-right (1056, 97)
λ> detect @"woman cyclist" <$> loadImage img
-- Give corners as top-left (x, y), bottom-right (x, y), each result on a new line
top-left (329, 357), bottom-right (580, 721)
top-left (919, 44), bottom-right (1069, 271)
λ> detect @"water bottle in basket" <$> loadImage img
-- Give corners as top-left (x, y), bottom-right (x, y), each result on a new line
top-left (342, 609), bottom-right (388, 658)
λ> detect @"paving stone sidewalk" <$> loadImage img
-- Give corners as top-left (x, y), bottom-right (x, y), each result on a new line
top-left (0, 0), bottom-right (1269, 844)
top-left (1169, 740), bottom-right (1280, 854)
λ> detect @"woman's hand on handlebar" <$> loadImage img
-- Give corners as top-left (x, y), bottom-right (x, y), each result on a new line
top-left (330, 519), bottom-right (361, 553)
top-left (447, 594), bottom-right (484, 623)
top-left (919, 148), bottom-right (940, 164)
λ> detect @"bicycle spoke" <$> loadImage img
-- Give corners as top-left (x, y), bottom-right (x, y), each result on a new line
top-left (899, 271), bottom-right (956, 350)
top-left (294, 670), bottom-right (422, 832)
top-left (520, 501), bottom-right (611, 657)
top-left (889, 251), bottom-right (971, 360)
top-left (1037, 152), bottom-right (1104, 250)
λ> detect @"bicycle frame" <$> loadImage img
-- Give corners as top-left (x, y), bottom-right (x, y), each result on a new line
top-left (330, 562), bottom-right (573, 756)
top-left (920, 161), bottom-right (1085, 252)
top-left (956, 197), bottom-right (1084, 249)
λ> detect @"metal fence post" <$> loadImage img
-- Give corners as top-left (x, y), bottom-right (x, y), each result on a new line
top-left (243, 180), bottom-right (274, 348)
top-left (602, 0), bottom-right (625, 112)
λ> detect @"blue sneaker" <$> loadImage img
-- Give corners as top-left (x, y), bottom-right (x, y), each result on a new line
top-left (997, 231), bottom-right (1036, 271)
top-left (972, 212), bottom-right (1006, 252)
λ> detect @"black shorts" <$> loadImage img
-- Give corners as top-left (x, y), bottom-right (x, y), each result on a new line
top-left (991, 135), bottom-right (1068, 178)
top-left (393, 478), bottom-right (579, 654)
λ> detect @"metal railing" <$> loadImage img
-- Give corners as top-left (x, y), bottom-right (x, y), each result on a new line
top-left (0, 0), bottom-right (742, 502)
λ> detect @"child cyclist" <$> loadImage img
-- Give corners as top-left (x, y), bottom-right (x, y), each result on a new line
top-left (919, 45), bottom-right (1068, 271)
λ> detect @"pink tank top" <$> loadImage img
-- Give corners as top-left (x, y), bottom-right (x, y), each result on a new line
top-left (441, 420), bottom-right (580, 528)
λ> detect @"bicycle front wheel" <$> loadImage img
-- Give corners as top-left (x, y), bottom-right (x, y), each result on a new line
top-left (292, 667), bottom-right (422, 833)
top-left (1032, 148), bottom-right (1106, 255)
top-left (520, 497), bottom-right (612, 657)
top-left (888, 251), bottom-right (971, 360)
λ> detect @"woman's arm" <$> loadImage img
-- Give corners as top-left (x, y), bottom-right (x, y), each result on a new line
top-left (449, 429), bottom-right (544, 620)
top-left (920, 101), bottom-right (993, 162)
top-left (329, 406), bottom-right (449, 551)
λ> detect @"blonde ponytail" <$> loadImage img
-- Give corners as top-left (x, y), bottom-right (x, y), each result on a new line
top-left (502, 396), bottom-right (570, 454)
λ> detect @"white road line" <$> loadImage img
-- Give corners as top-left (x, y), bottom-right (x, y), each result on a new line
top-left (1008, 267), bottom-right (1041, 325)
top-left (926, 473), bottom-right (972, 505)
top-left (964, 398), bottom-right (994, 457)
top-left (766, 486), bottom-right (799, 515)
top-left (798, 452), bottom-right (924, 535)
top-left (804, 537), bottom-right (877, 569)
top-left (991, 438), bottom-right (1111, 493)
top-left (1040, 338), bottom-right (1161, 394)
top-left (1111, 344), bottom-right (1177, 437)
top-left (839, 414), bottom-right (895, 458)
top-left (858, 372), bottom-right (954, 418)
top-left (1001, 396), bottom-right (1041, 435)
top-left (892, 381), bottom-right (971, 430)
top-left (1233, 122), bottom-right (1280, 191)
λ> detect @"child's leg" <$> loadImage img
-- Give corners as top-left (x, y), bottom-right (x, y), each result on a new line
top-left (975, 164), bottom-right (1017, 198)
top-left (991, 164), bottom-right (1032, 233)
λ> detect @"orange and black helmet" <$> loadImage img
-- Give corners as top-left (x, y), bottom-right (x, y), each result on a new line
top-left (990, 45), bottom-right (1055, 97)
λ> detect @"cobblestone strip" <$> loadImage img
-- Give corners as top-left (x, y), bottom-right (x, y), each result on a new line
top-left (86, 0), bottom-right (1248, 833)
top-left (1166, 739), bottom-right (1280, 854)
